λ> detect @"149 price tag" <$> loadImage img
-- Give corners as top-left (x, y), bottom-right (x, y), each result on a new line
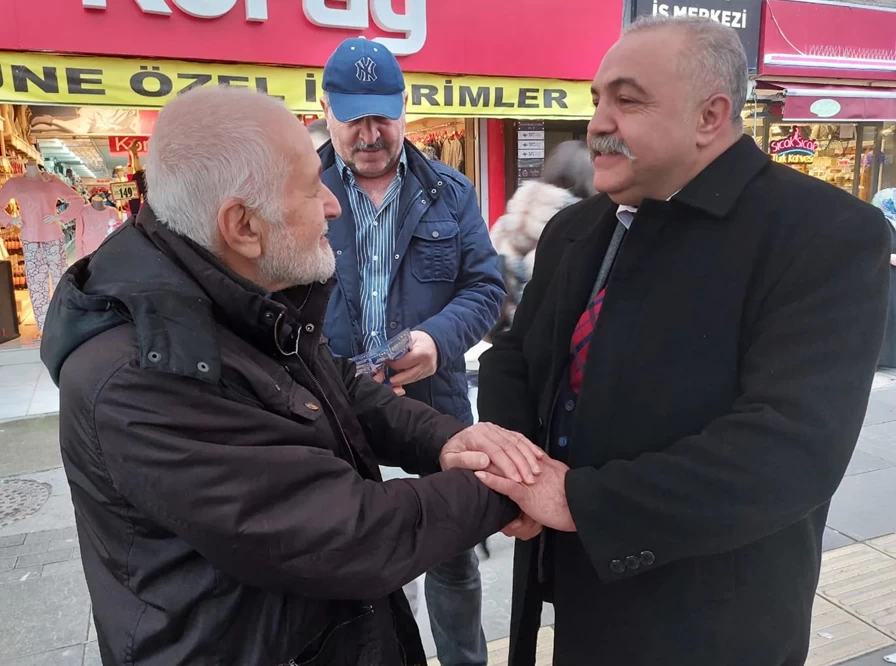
top-left (111, 181), bottom-right (137, 201)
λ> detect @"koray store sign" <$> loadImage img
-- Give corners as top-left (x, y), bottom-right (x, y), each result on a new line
top-left (0, 0), bottom-right (622, 81)
top-left (632, 0), bottom-right (762, 71)
top-left (81, 0), bottom-right (426, 55)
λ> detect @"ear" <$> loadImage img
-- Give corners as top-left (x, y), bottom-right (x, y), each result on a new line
top-left (217, 198), bottom-right (263, 260)
top-left (696, 93), bottom-right (734, 148)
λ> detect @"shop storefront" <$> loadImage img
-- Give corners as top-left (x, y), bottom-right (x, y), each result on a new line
top-left (748, 0), bottom-right (896, 202)
top-left (0, 0), bottom-right (624, 351)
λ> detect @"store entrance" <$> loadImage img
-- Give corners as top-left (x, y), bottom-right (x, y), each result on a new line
top-left (1, 104), bottom-right (144, 349)
top-left (504, 119), bottom-right (588, 201)
top-left (405, 117), bottom-right (479, 189)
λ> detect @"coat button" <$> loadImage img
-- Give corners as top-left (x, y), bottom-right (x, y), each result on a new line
top-left (609, 559), bottom-right (626, 575)
top-left (537, 417), bottom-right (545, 429)
top-left (305, 402), bottom-right (320, 411)
top-left (305, 324), bottom-right (315, 333)
top-left (336, 250), bottom-right (343, 256)
top-left (390, 322), bottom-right (398, 329)
top-left (564, 399), bottom-right (575, 412)
top-left (558, 436), bottom-right (568, 448)
top-left (640, 550), bottom-right (656, 566)
top-left (625, 556), bottom-right (641, 571)
top-left (432, 231), bottom-right (440, 238)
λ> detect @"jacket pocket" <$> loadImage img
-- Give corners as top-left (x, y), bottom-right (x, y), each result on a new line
top-left (293, 606), bottom-right (377, 666)
top-left (410, 221), bottom-right (460, 283)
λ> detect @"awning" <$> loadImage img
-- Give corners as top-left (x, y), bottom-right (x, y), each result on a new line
top-left (778, 84), bottom-right (896, 123)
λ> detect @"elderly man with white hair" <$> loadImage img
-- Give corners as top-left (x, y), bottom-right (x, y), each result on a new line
top-left (39, 86), bottom-right (543, 666)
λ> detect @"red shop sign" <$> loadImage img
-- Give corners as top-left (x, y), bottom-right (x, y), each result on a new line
top-left (108, 136), bottom-right (150, 155)
top-left (0, 0), bottom-right (624, 81)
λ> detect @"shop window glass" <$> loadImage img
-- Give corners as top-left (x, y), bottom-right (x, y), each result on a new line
top-left (857, 124), bottom-right (882, 203)
top-left (879, 125), bottom-right (896, 193)
top-left (770, 124), bottom-right (858, 196)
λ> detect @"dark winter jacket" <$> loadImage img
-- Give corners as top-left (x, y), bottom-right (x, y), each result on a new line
top-left (41, 206), bottom-right (517, 666)
top-left (479, 136), bottom-right (891, 666)
top-left (320, 140), bottom-right (504, 425)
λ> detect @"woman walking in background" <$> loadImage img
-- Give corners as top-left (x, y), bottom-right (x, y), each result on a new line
top-left (488, 140), bottom-right (595, 334)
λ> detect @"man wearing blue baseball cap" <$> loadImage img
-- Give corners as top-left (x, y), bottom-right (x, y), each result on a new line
top-left (319, 38), bottom-right (507, 666)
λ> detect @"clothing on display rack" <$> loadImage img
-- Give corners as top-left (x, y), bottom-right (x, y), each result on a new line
top-left (0, 164), bottom-right (84, 331)
top-left (21, 238), bottom-right (66, 330)
top-left (442, 133), bottom-right (465, 171)
top-left (0, 168), bottom-right (84, 243)
top-left (77, 202), bottom-right (121, 258)
top-left (408, 125), bottom-right (466, 172)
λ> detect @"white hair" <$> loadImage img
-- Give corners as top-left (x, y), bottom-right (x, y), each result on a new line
top-left (626, 16), bottom-right (748, 122)
top-left (146, 86), bottom-right (292, 249)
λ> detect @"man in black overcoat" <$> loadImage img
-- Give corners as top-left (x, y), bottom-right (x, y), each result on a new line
top-left (476, 16), bottom-right (891, 666)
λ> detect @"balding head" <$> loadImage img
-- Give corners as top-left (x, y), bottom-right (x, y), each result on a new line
top-left (146, 86), bottom-right (341, 290)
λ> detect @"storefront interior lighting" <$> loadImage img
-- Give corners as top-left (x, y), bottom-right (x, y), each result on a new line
top-left (36, 139), bottom-right (98, 179)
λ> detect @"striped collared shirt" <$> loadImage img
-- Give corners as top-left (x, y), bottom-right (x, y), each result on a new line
top-left (335, 147), bottom-right (408, 352)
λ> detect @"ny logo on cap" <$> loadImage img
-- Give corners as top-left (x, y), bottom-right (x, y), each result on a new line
top-left (355, 57), bottom-right (378, 82)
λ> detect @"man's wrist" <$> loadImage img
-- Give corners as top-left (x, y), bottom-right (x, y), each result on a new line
top-left (428, 419), bottom-right (466, 473)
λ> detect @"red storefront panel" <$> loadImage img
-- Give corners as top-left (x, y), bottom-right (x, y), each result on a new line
top-left (0, 0), bottom-right (624, 81)
top-left (760, 0), bottom-right (896, 83)
top-left (781, 86), bottom-right (896, 122)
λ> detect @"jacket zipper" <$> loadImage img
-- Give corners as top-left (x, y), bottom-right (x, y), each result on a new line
top-left (293, 354), bottom-right (359, 473)
top-left (272, 310), bottom-right (359, 471)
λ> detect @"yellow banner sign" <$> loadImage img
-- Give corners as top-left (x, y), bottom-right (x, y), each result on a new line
top-left (0, 52), bottom-right (594, 119)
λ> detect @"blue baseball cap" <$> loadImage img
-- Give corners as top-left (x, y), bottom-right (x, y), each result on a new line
top-left (322, 38), bottom-right (406, 122)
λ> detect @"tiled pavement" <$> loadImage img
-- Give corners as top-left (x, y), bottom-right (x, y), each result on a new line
top-left (4, 381), bottom-right (896, 663)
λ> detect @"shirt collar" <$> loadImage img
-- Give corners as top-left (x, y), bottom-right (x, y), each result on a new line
top-left (615, 190), bottom-right (680, 230)
top-left (334, 145), bottom-right (408, 186)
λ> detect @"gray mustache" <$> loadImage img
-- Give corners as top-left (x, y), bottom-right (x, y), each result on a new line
top-left (353, 139), bottom-right (388, 153)
top-left (589, 136), bottom-right (634, 160)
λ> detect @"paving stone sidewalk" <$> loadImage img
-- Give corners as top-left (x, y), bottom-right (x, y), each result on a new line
top-left (5, 379), bottom-right (896, 665)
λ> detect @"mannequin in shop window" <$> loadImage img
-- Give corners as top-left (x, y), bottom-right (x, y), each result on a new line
top-left (77, 189), bottom-right (121, 259)
top-left (0, 161), bottom-right (84, 336)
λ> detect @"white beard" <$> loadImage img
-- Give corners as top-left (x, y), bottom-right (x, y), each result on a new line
top-left (258, 222), bottom-right (335, 288)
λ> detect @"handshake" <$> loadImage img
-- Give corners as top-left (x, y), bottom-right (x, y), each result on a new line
top-left (438, 423), bottom-right (577, 539)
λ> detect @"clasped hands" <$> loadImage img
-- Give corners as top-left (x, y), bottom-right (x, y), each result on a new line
top-left (439, 423), bottom-right (576, 539)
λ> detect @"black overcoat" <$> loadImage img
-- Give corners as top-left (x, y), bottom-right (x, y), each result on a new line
top-left (478, 137), bottom-right (891, 666)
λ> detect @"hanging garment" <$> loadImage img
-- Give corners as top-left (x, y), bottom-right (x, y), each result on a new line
top-left (77, 205), bottom-right (121, 258)
top-left (22, 239), bottom-right (66, 331)
top-left (0, 174), bottom-right (84, 243)
top-left (442, 137), bottom-right (464, 171)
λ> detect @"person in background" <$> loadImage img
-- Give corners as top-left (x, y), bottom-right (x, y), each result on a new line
top-left (307, 117), bottom-right (330, 150)
top-left (319, 38), bottom-right (506, 666)
top-left (39, 86), bottom-right (540, 666)
top-left (489, 140), bottom-right (595, 334)
top-left (477, 16), bottom-right (890, 665)
top-left (873, 187), bottom-right (896, 368)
